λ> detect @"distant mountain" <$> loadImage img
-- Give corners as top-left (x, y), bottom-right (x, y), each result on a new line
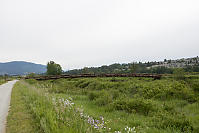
top-left (0, 61), bottom-right (47, 75)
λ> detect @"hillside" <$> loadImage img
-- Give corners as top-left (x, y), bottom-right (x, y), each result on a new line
top-left (149, 56), bottom-right (199, 68)
top-left (66, 56), bottom-right (199, 75)
top-left (0, 61), bottom-right (46, 75)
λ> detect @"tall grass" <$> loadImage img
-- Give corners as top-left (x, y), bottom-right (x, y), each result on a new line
top-left (14, 81), bottom-right (99, 133)
top-left (0, 77), bottom-right (6, 85)
top-left (6, 82), bottom-right (41, 133)
top-left (24, 77), bottom-right (199, 132)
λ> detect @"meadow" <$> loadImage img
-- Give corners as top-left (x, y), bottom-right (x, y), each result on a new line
top-left (7, 76), bottom-right (199, 133)
top-left (0, 76), bottom-right (6, 85)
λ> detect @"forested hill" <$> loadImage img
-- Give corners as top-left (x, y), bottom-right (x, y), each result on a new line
top-left (65, 56), bottom-right (199, 75)
top-left (0, 61), bottom-right (46, 75)
top-left (65, 63), bottom-right (170, 75)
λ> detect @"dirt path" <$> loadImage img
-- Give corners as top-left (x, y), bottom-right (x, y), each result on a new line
top-left (0, 80), bottom-right (18, 133)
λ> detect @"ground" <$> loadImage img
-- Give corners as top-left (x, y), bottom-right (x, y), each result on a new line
top-left (6, 77), bottom-right (199, 133)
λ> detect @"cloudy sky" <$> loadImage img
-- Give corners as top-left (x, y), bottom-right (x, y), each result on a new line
top-left (0, 0), bottom-right (199, 70)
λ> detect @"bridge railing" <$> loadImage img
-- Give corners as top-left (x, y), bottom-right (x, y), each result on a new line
top-left (25, 73), bottom-right (162, 80)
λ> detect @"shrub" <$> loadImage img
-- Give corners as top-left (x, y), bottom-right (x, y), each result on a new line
top-left (162, 104), bottom-right (175, 112)
top-left (140, 85), bottom-right (162, 99)
top-left (190, 80), bottom-right (199, 92)
top-left (95, 90), bottom-right (113, 106)
top-left (127, 99), bottom-right (155, 115)
top-left (88, 91), bottom-right (99, 101)
top-left (143, 81), bottom-right (197, 103)
top-left (154, 112), bottom-right (193, 132)
top-left (95, 83), bottom-right (107, 90)
top-left (113, 98), bottom-right (155, 115)
top-left (170, 83), bottom-right (197, 103)
top-left (173, 68), bottom-right (185, 80)
top-left (78, 80), bottom-right (91, 88)
top-left (74, 79), bottom-right (85, 87)
top-left (87, 81), bottom-right (99, 90)
top-left (112, 99), bottom-right (128, 111)
top-left (111, 89), bottom-right (120, 99)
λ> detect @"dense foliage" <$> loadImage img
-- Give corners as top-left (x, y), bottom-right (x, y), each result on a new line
top-left (0, 76), bottom-right (6, 85)
top-left (47, 61), bottom-right (62, 75)
top-left (23, 76), bottom-right (199, 132)
top-left (65, 63), bottom-right (199, 75)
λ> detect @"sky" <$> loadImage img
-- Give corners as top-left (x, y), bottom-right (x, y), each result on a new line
top-left (0, 0), bottom-right (199, 70)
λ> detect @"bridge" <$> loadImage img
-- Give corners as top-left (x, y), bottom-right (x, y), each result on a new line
top-left (25, 73), bottom-right (162, 80)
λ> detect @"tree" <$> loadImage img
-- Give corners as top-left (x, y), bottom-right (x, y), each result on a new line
top-left (47, 61), bottom-right (62, 75)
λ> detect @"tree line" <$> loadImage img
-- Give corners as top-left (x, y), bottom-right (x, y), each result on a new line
top-left (42, 61), bottom-right (199, 76)
top-left (65, 63), bottom-right (199, 75)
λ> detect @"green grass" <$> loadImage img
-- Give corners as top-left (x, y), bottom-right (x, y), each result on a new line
top-left (0, 76), bottom-right (16, 85)
top-left (0, 78), bottom-right (6, 85)
top-left (7, 77), bottom-right (199, 133)
top-left (7, 81), bottom-right (97, 133)
top-left (6, 81), bottom-right (42, 133)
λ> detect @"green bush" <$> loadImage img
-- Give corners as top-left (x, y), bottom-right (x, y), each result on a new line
top-left (88, 91), bottom-right (99, 101)
top-left (87, 81), bottom-right (99, 90)
top-left (74, 79), bottom-right (86, 87)
top-left (192, 83), bottom-right (199, 92)
top-left (113, 98), bottom-right (155, 115)
top-left (110, 89), bottom-right (120, 99)
top-left (112, 99), bottom-right (128, 111)
top-left (95, 90), bottom-right (113, 106)
top-left (95, 83), bottom-right (107, 90)
top-left (173, 68), bottom-right (185, 80)
top-left (154, 112), bottom-right (193, 132)
top-left (139, 81), bottom-right (197, 103)
top-left (162, 104), bottom-right (175, 112)
top-left (190, 80), bottom-right (199, 92)
top-left (78, 80), bottom-right (91, 88)
top-left (127, 99), bottom-right (155, 115)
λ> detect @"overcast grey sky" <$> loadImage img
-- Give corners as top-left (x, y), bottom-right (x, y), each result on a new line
top-left (0, 0), bottom-right (199, 70)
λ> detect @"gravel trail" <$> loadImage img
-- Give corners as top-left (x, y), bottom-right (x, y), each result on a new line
top-left (0, 80), bottom-right (18, 133)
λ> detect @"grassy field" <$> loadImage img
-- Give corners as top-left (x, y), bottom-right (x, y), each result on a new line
top-left (6, 82), bottom-right (41, 133)
top-left (0, 77), bottom-right (6, 85)
top-left (7, 77), bottom-right (199, 133)
top-left (0, 76), bottom-right (16, 85)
